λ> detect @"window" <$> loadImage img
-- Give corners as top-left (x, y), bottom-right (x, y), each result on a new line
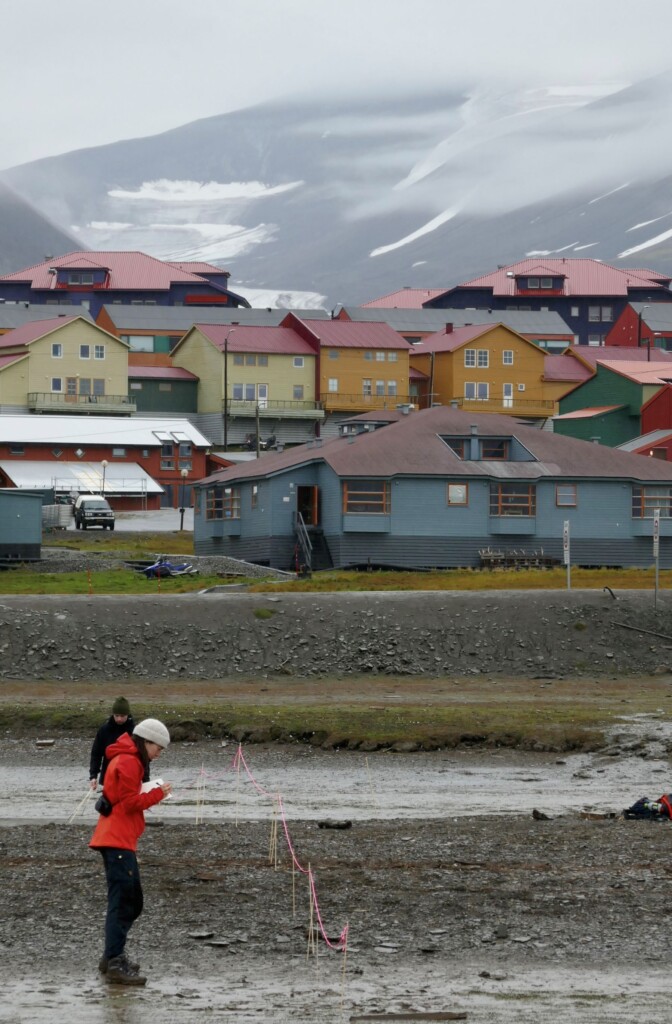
top-left (245, 383), bottom-right (256, 401)
top-left (527, 277), bottom-right (539, 288)
top-left (246, 354), bottom-right (256, 366)
top-left (66, 377), bottom-right (77, 395)
top-left (294, 356), bottom-right (305, 368)
top-left (327, 351), bottom-right (338, 361)
top-left (465, 382), bottom-right (489, 400)
top-left (589, 305), bottom-right (613, 322)
top-left (231, 354), bottom-right (244, 366)
top-left (9, 444), bottom-right (24, 455)
top-left (375, 351), bottom-right (385, 362)
top-left (387, 380), bottom-right (397, 396)
top-left (159, 383), bottom-right (173, 392)
top-left (477, 349), bottom-right (489, 368)
top-left (258, 355), bottom-right (268, 367)
top-left (388, 351), bottom-right (397, 362)
top-left (293, 384), bottom-right (304, 400)
top-left (447, 483), bottom-right (468, 505)
top-left (112, 447), bottom-right (126, 457)
top-left (161, 458), bottom-right (175, 470)
top-left (342, 480), bottom-right (391, 514)
top-left (503, 350), bottom-right (514, 365)
top-left (161, 443), bottom-right (173, 457)
top-left (141, 449), bottom-right (149, 458)
top-left (364, 351), bottom-right (373, 361)
top-left (571, 306), bottom-right (580, 317)
top-left (51, 377), bottom-right (62, 392)
top-left (130, 382), bottom-right (143, 390)
top-left (206, 486), bottom-right (240, 519)
top-left (587, 334), bottom-right (604, 346)
top-left (178, 443), bottom-right (192, 457)
top-left (328, 378), bottom-right (339, 392)
top-left (362, 378), bottom-right (372, 397)
top-left (632, 486), bottom-right (672, 518)
top-left (490, 484), bottom-right (536, 516)
top-left (79, 344), bottom-right (90, 359)
top-left (52, 448), bottom-right (64, 457)
top-left (232, 384), bottom-right (244, 400)
top-left (556, 483), bottom-right (577, 507)
top-left (251, 484), bottom-right (258, 510)
top-left (178, 459), bottom-right (192, 471)
top-left (127, 336), bottom-right (153, 352)
top-left (540, 277), bottom-right (553, 289)
top-left (481, 439), bottom-right (509, 460)
top-left (375, 380), bottom-right (385, 396)
top-left (68, 273), bottom-right (81, 285)
top-left (93, 379), bottom-right (105, 396)
top-left (445, 438), bottom-right (466, 459)
top-left (464, 349), bottom-right (476, 367)
top-left (94, 345), bottom-right (105, 359)
top-left (51, 343), bottom-right (62, 358)
top-left (517, 383), bottom-right (526, 392)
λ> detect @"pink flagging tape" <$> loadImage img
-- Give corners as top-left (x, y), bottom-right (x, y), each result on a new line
top-left (230, 744), bottom-right (349, 952)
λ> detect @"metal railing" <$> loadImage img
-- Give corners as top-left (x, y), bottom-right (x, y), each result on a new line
top-left (223, 398), bottom-right (323, 412)
top-left (28, 392), bottom-right (136, 408)
top-left (450, 396), bottom-right (555, 411)
top-left (320, 393), bottom-right (412, 409)
top-left (293, 511), bottom-right (313, 572)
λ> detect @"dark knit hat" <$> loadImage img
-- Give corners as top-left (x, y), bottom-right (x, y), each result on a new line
top-left (112, 696), bottom-right (131, 716)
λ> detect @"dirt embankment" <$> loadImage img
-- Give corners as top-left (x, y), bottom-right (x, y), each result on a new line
top-left (0, 589), bottom-right (671, 683)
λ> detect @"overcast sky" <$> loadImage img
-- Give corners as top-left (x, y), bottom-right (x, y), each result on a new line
top-left (3, 0), bottom-right (672, 168)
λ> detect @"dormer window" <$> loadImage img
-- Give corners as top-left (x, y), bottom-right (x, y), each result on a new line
top-left (481, 439), bottom-right (509, 460)
top-left (528, 277), bottom-right (540, 289)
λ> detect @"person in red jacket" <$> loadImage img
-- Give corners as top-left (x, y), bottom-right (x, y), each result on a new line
top-left (90, 718), bottom-right (172, 986)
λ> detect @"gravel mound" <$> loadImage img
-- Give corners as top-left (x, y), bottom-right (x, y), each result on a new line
top-left (37, 547), bottom-right (291, 580)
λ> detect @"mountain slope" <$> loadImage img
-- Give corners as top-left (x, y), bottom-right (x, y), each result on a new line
top-left (3, 75), bottom-right (672, 305)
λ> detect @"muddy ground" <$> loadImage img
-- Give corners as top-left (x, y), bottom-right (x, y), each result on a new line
top-left (3, 591), bottom-right (672, 1022)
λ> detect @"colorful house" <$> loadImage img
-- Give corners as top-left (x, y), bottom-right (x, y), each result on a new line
top-left (408, 323), bottom-right (567, 417)
top-left (0, 252), bottom-right (250, 319)
top-left (0, 415), bottom-right (214, 509)
top-left (605, 301), bottom-right (672, 353)
top-left (424, 259), bottom-right (672, 346)
top-left (554, 360), bottom-right (672, 445)
top-left (193, 406), bottom-right (672, 570)
top-left (0, 316), bottom-right (132, 415)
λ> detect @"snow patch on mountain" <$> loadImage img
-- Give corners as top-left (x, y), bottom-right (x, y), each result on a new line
top-left (107, 179), bottom-right (303, 201)
top-left (618, 228), bottom-right (672, 259)
top-left (370, 209), bottom-right (458, 257)
top-left (627, 213), bottom-right (672, 232)
top-left (231, 285), bottom-right (327, 309)
top-left (588, 183), bottom-right (630, 204)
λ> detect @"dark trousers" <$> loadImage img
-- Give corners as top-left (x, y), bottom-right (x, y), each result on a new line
top-left (100, 847), bottom-right (143, 960)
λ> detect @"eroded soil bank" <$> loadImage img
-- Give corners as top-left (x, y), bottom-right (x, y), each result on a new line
top-left (1, 589), bottom-right (672, 682)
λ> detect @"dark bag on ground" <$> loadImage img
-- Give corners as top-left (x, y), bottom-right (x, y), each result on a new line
top-left (95, 793), bottom-right (113, 817)
top-left (623, 795), bottom-right (672, 820)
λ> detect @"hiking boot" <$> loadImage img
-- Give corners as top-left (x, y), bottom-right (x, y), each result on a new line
top-left (105, 955), bottom-right (146, 986)
top-left (98, 953), bottom-right (140, 975)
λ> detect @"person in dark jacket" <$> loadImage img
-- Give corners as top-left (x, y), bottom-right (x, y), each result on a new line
top-left (90, 719), bottom-right (172, 985)
top-left (89, 697), bottom-right (136, 790)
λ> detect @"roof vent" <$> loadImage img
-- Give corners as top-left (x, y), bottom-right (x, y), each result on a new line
top-left (347, 435), bottom-right (357, 444)
top-left (445, 323), bottom-right (453, 334)
top-left (470, 424), bottom-right (479, 436)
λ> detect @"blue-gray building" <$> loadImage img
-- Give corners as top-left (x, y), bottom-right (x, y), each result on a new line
top-left (0, 490), bottom-right (42, 560)
top-left (193, 407), bottom-right (672, 570)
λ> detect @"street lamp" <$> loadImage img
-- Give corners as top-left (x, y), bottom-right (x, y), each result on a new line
top-left (179, 468), bottom-right (188, 531)
top-left (101, 459), bottom-right (108, 495)
top-left (223, 328), bottom-right (236, 452)
top-left (637, 304), bottom-right (652, 361)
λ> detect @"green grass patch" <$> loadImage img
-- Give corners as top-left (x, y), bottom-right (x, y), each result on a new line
top-left (0, 569), bottom-right (232, 595)
top-left (44, 531), bottom-right (195, 557)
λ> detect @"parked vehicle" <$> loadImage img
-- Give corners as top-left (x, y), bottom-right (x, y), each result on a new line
top-left (73, 495), bottom-right (115, 530)
top-left (138, 554), bottom-right (199, 578)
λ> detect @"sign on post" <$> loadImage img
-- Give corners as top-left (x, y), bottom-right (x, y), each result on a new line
top-left (654, 508), bottom-right (661, 609)
top-left (563, 520), bottom-right (571, 590)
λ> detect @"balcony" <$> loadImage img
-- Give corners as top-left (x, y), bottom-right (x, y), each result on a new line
top-left (27, 393), bottom-right (137, 415)
top-left (450, 396), bottom-right (556, 416)
top-left (321, 393), bottom-right (412, 412)
top-left (223, 398), bottom-right (324, 420)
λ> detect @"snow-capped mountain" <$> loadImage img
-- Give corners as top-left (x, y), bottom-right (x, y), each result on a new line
top-left (3, 72), bottom-right (672, 306)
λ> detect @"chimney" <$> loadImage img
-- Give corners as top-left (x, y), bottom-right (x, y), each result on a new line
top-left (445, 323), bottom-right (453, 334)
top-left (469, 424), bottom-right (480, 461)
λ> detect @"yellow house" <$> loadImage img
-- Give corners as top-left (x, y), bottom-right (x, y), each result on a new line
top-left (0, 315), bottom-right (132, 414)
top-left (409, 323), bottom-right (566, 417)
top-left (287, 317), bottom-right (412, 413)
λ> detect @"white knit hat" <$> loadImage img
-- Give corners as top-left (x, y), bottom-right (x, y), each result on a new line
top-left (133, 718), bottom-right (170, 748)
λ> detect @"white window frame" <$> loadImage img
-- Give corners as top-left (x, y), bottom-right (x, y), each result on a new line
top-left (328, 378), bottom-right (338, 393)
top-left (387, 351), bottom-right (398, 363)
top-left (51, 377), bottom-right (63, 393)
top-left (477, 349), bottom-right (489, 368)
top-left (464, 349), bottom-right (476, 367)
top-left (503, 350), bottom-right (514, 365)
top-left (94, 344), bottom-right (105, 360)
top-left (465, 382), bottom-right (489, 400)
top-left (79, 344), bottom-right (90, 359)
top-left (51, 342), bottom-right (62, 358)
top-left (293, 356), bottom-right (305, 368)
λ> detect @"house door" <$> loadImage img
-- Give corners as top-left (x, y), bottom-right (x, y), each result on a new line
top-left (297, 485), bottom-right (319, 526)
top-left (257, 384), bottom-right (269, 409)
top-left (503, 383), bottom-right (513, 408)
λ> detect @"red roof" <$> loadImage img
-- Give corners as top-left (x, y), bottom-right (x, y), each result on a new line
top-left (410, 324), bottom-right (507, 354)
top-left (192, 324), bottom-right (316, 356)
top-left (297, 319), bottom-right (410, 350)
top-left (128, 365), bottom-right (198, 381)
top-left (0, 353), bottom-right (26, 369)
top-left (166, 261), bottom-right (229, 276)
top-left (449, 259), bottom-right (672, 298)
top-left (0, 252), bottom-right (220, 292)
top-left (362, 288), bottom-right (444, 308)
top-left (0, 315), bottom-right (82, 348)
top-left (543, 354), bottom-right (593, 382)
